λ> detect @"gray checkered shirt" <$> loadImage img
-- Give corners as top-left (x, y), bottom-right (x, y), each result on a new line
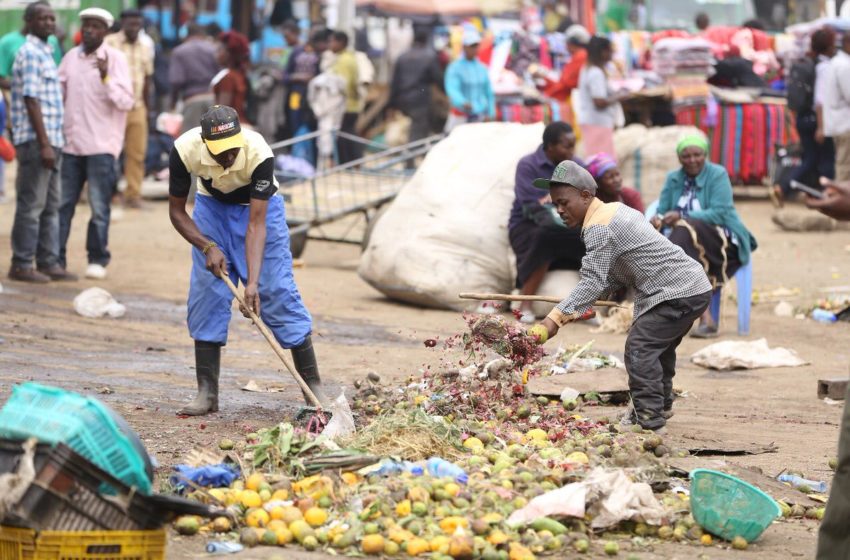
top-left (547, 199), bottom-right (712, 325)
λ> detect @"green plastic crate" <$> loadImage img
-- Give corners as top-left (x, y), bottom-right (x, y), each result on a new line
top-left (689, 468), bottom-right (782, 543)
top-left (0, 383), bottom-right (151, 495)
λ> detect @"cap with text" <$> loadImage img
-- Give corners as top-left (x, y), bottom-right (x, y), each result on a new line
top-left (200, 105), bottom-right (245, 155)
top-left (533, 160), bottom-right (598, 194)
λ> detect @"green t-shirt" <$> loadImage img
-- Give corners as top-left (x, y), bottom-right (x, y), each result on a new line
top-left (0, 31), bottom-right (62, 78)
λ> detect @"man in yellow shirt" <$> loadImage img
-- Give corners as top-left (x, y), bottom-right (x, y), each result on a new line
top-left (106, 9), bottom-right (153, 208)
top-left (329, 31), bottom-right (362, 164)
top-left (168, 106), bottom-right (328, 415)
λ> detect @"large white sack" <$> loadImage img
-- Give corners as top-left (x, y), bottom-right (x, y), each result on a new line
top-left (530, 270), bottom-right (581, 319)
top-left (614, 124), bottom-right (703, 204)
top-left (359, 122), bottom-right (544, 310)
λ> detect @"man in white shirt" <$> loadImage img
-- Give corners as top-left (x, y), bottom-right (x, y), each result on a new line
top-left (824, 33), bottom-right (850, 182)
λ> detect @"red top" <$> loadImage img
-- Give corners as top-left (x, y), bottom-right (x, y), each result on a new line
top-left (598, 186), bottom-right (644, 214)
top-left (213, 69), bottom-right (249, 124)
top-left (542, 49), bottom-right (587, 101)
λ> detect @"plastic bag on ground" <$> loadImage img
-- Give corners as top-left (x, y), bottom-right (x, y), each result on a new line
top-left (691, 338), bottom-right (807, 370)
top-left (507, 468), bottom-right (665, 529)
top-left (73, 287), bottom-right (126, 318)
top-left (323, 389), bottom-right (355, 438)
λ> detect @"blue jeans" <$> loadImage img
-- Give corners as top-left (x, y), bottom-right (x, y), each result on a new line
top-left (187, 194), bottom-right (312, 348)
top-left (10, 141), bottom-right (62, 269)
top-left (59, 153), bottom-right (117, 268)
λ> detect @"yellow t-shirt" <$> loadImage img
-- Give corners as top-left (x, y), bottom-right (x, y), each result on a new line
top-left (172, 127), bottom-right (278, 204)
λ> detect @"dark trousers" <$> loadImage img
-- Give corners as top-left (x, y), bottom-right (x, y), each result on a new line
top-left (337, 112), bottom-right (362, 165)
top-left (403, 105), bottom-right (432, 144)
top-left (10, 141), bottom-right (62, 269)
top-left (625, 292), bottom-right (711, 429)
top-left (59, 153), bottom-right (117, 268)
top-left (818, 378), bottom-right (850, 559)
top-left (789, 112), bottom-right (835, 194)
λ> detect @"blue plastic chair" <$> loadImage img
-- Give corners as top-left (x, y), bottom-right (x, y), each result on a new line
top-left (709, 262), bottom-right (752, 336)
top-left (645, 199), bottom-right (752, 336)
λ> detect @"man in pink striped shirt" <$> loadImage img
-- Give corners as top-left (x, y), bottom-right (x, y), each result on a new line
top-left (57, 8), bottom-right (134, 280)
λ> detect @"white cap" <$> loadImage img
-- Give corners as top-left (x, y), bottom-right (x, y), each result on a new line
top-left (462, 28), bottom-right (482, 47)
top-left (79, 7), bottom-right (114, 29)
top-left (565, 24), bottom-right (591, 46)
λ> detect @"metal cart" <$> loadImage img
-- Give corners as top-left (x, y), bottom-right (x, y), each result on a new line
top-left (270, 131), bottom-right (443, 257)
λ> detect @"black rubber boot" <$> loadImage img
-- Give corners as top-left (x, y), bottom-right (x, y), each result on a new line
top-left (291, 336), bottom-right (330, 406)
top-left (178, 341), bottom-right (220, 416)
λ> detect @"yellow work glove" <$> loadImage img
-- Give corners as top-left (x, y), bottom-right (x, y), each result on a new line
top-left (527, 324), bottom-right (549, 345)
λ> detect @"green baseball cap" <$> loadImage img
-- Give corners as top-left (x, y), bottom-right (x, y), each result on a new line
top-left (533, 160), bottom-right (598, 194)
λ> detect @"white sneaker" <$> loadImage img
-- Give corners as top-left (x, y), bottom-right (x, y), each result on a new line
top-left (85, 264), bottom-right (107, 280)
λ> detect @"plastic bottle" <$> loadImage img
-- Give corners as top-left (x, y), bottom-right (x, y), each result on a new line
top-left (206, 542), bottom-right (244, 554)
top-left (426, 457), bottom-right (469, 484)
top-left (812, 309), bottom-right (837, 323)
top-left (777, 474), bottom-right (828, 493)
top-left (371, 460), bottom-right (423, 477)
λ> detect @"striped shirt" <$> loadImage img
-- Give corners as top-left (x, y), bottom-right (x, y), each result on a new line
top-left (547, 198), bottom-right (711, 326)
top-left (10, 35), bottom-right (64, 148)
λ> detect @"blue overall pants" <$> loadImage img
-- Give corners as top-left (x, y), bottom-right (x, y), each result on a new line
top-left (187, 194), bottom-right (312, 348)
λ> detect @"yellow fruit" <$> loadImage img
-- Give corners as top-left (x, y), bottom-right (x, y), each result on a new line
top-left (396, 499), bottom-right (412, 516)
top-left (240, 490), bottom-right (262, 509)
top-left (245, 508), bottom-right (270, 528)
top-left (445, 482), bottom-right (461, 497)
top-left (281, 506), bottom-right (304, 524)
top-left (487, 530), bottom-right (509, 545)
top-left (525, 428), bottom-right (548, 441)
top-left (529, 439), bottom-right (550, 449)
top-left (208, 489), bottom-right (227, 503)
top-left (258, 489), bottom-right (272, 503)
top-left (439, 516), bottom-right (469, 533)
top-left (304, 507), bottom-right (328, 527)
top-left (212, 516), bottom-right (231, 533)
top-left (406, 537), bottom-right (431, 556)
top-left (384, 540), bottom-right (401, 555)
top-left (449, 534), bottom-right (475, 560)
top-left (509, 542), bottom-right (536, 560)
top-left (389, 528), bottom-right (415, 544)
top-left (414, 395), bottom-right (427, 406)
top-left (174, 516), bottom-right (200, 535)
top-left (566, 451), bottom-right (589, 465)
top-left (289, 519), bottom-right (315, 544)
top-left (275, 527), bottom-right (293, 545)
top-left (700, 534), bottom-right (713, 546)
top-left (341, 472), bottom-right (359, 486)
top-left (269, 506), bottom-right (286, 521)
top-left (482, 513), bottom-right (503, 524)
top-left (731, 536), bottom-right (748, 550)
top-left (362, 534), bottom-right (385, 554)
top-left (302, 535), bottom-right (319, 551)
top-left (246, 473), bottom-right (267, 492)
top-left (463, 437), bottom-right (484, 449)
top-left (430, 535), bottom-right (450, 553)
top-left (408, 487), bottom-right (430, 503)
top-left (267, 520), bottom-right (286, 531)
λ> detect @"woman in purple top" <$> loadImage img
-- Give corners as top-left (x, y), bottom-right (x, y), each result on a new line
top-left (507, 122), bottom-right (587, 323)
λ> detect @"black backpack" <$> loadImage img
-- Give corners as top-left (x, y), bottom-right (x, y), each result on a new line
top-left (787, 57), bottom-right (816, 114)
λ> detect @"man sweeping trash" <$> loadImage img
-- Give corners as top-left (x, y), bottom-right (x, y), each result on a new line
top-left (168, 105), bottom-right (328, 415)
top-left (529, 161), bottom-right (712, 432)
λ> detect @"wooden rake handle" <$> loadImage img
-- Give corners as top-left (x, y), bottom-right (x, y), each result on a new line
top-left (220, 274), bottom-right (322, 409)
top-left (459, 292), bottom-right (622, 307)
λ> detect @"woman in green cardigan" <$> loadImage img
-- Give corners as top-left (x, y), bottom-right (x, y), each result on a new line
top-left (651, 134), bottom-right (757, 338)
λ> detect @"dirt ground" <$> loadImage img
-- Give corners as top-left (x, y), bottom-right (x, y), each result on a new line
top-left (1, 175), bottom-right (849, 558)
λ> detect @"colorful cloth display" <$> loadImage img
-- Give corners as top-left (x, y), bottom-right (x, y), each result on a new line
top-left (495, 100), bottom-right (559, 124)
top-left (674, 102), bottom-right (798, 184)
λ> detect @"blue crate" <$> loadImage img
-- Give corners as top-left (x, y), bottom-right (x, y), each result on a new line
top-left (0, 383), bottom-right (152, 495)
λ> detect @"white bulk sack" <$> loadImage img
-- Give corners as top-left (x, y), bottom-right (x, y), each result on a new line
top-left (614, 124), bottom-right (703, 204)
top-left (359, 122), bottom-right (544, 310)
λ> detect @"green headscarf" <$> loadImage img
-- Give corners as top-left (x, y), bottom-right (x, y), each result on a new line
top-left (676, 134), bottom-right (709, 156)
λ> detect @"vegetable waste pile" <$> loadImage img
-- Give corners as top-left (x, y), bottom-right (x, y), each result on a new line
top-left (173, 316), bottom-right (798, 558)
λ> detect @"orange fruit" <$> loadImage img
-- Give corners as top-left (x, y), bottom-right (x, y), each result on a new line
top-left (245, 507), bottom-right (270, 528)
top-left (362, 534), bottom-right (385, 554)
top-left (245, 473), bottom-right (266, 492)
top-left (240, 490), bottom-right (262, 509)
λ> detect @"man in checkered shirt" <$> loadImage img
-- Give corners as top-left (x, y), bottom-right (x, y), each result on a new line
top-left (531, 160), bottom-right (712, 432)
top-left (7, 2), bottom-right (75, 284)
